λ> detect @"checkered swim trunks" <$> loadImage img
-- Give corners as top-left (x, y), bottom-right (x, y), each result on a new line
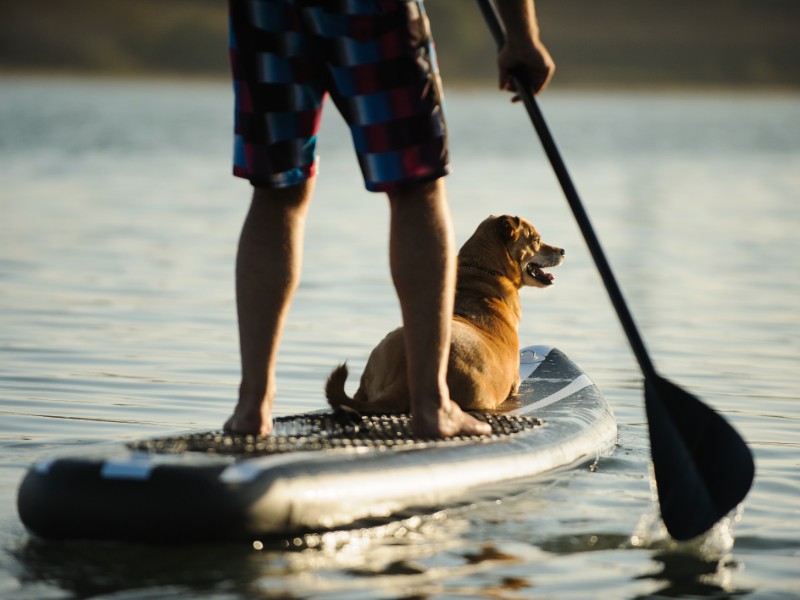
top-left (229, 0), bottom-right (449, 192)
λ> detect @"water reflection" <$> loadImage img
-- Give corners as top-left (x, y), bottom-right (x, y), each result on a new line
top-left (634, 550), bottom-right (750, 599)
top-left (3, 79), bottom-right (799, 598)
top-left (11, 512), bottom-right (447, 599)
top-left (536, 505), bottom-right (751, 599)
top-left (14, 538), bottom-right (258, 599)
top-left (13, 508), bottom-right (540, 600)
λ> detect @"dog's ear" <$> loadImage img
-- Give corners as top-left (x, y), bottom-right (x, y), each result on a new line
top-left (496, 215), bottom-right (522, 242)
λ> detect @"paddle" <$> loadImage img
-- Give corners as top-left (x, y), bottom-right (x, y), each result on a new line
top-left (475, 0), bottom-right (754, 541)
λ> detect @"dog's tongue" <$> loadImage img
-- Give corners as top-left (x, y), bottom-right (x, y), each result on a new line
top-left (528, 263), bottom-right (554, 284)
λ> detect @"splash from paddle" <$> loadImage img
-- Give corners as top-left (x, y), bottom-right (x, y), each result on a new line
top-left (476, 0), bottom-right (755, 541)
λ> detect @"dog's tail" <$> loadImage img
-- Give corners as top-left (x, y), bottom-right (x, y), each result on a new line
top-left (325, 363), bottom-right (356, 411)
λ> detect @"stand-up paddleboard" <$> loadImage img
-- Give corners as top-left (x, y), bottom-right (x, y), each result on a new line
top-left (17, 345), bottom-right (617, 542)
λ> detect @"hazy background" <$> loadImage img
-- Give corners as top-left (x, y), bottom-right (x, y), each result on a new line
top-left (3, 1), bottom-right (800, 598)
top-left (2, 0), bottom-right (799, 89)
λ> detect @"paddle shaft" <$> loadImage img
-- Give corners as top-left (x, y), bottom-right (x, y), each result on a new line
top-left (476, 0), bottom-right (657, 382)
top-left (476, 0), bottom-right (755, 542)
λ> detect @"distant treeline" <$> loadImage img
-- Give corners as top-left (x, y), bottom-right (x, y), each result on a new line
top-left (2, 0), bottom-right (799, 88)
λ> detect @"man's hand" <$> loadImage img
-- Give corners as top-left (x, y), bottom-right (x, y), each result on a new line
top-left (493, 0), bottom-right (555, 99)
top-left (498, 38), bottom-right (555, 99)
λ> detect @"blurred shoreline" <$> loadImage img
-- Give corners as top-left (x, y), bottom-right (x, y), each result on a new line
top-left (3, 69), bottom-right (798, 97)
top-left (1, 0), bottom-right (798, 90)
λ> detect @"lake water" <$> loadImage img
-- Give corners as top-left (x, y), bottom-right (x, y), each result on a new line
top-left (1, 77), bottom-right (798, 599)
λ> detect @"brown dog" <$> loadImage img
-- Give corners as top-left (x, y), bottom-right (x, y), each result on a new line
top-left (325, 215), bottom-right (564, 413)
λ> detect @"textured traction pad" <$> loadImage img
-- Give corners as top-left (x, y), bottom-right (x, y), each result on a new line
top-left (128, 412), bottom-right (543, 457)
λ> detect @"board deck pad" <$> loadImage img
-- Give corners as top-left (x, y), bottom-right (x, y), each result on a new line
top-left (129, 413), bottom-right (543, 456)
top-left (17, 345), bottom-right (617, 542)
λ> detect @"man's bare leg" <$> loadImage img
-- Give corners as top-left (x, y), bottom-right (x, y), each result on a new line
top-left (224, 180), bottom-right (315, 436)
top-left (387, 178), bottom-right (492, 437)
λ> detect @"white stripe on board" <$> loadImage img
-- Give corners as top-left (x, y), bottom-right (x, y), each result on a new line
top-left (34, 458), bottom-right (56, 475)
top-left (511, 374), bottom-right (594, 416)
top-left (101, 454), bottom-right (156, 480)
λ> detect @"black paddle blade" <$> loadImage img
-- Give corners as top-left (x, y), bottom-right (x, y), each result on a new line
top-left (645, 374), bottom-right (755, 541)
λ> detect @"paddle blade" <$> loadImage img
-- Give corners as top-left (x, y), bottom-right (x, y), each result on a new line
top-left (644, 375), bottom-right (755, 541)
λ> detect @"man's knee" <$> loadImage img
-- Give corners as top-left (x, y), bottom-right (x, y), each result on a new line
top-left (248, 181), bottom-right (315, 226)
top-left (253, 181), bottom-right (312, 206)
top-left (386, 177), bottom-right (445, 208)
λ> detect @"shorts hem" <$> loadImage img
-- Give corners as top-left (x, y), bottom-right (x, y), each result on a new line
top-left (233, 164), bottom-right (316, 189)
top-left (365, 166), bottom-right (450, 193)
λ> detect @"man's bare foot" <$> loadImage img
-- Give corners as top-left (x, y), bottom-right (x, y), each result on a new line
top-left (411, 400), bottom-right (492, 438)
top-left (223, 403), bottom-right (273, 436)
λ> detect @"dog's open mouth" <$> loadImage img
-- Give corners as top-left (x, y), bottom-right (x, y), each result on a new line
top-left (527, 262), bottom-right (555, 286)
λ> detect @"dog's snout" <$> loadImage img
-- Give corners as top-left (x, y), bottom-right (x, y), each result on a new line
top-left (558, 247), bottom-right (565, 257)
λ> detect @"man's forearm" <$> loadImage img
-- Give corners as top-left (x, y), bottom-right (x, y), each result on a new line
top-left (493, 0), bottom-right (542, 49)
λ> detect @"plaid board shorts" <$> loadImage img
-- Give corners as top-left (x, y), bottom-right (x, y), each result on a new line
top-left (229, 0), bottom-right (449, 192)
